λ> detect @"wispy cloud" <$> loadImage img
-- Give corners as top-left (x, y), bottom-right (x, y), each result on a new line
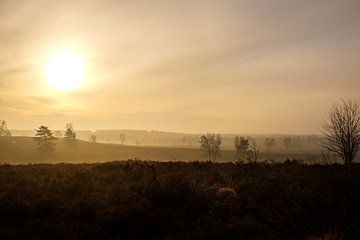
top-left (0, 0), bottom-right (359, 133)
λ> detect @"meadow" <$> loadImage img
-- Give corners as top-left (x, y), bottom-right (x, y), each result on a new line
top-left (0, 136), bottom-right (329, 164)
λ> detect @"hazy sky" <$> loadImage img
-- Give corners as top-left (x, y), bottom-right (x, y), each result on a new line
top-left (1, 0), bottom-right (359, 134)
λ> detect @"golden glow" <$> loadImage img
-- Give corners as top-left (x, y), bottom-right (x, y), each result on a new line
top-left (46, 50), bottom-right (85, 91)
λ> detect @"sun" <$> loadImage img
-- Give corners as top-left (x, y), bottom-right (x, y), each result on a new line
top-left (46, 50), bottom-right (85, 91)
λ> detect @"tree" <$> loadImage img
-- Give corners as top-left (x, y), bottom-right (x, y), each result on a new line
top-left (90, 134), bottom-right (97, 143)
top-left (264, 138), bottom-right (275, 152)
top-left (247, 138), bottom-right (260, 163)
top-left (64, 123), bottom-right (76, 143)
top-left (0, 120), bottom-right (11, 137)
top-left (120, 133), bottom-right (126, 145)
top-left (234, 136), bottom-right (249, 160)
top-left (34, 125), bottom-right (56, 152)
top-left (199, 133), bottom-right (222, 162)
top-left (0, 120), bottom-right (12, 149)
top-left (321, 99), bottom-right (360, 165)
top-left (283, 137), bottom-right (292, 150)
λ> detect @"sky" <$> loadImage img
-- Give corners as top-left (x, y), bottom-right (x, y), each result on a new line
top-left (0, 0), bottom-right (360, 134)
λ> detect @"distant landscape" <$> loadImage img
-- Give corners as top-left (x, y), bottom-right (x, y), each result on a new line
top-left (1, 130), bottom-right (331, 164)
top-left (1, 0), bottom-right (360, 239)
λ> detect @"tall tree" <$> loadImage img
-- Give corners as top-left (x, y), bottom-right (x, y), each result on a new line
top-left (321, 99), bottom-right (360, 165)
top-left (264, 138), bottom-right (276, 152)
top-left (199, 133), bottom-right (222, 162)
top-left (34, 125), bottom-right (56, 153)
top-left (64, 123), bottom-right (76, 143)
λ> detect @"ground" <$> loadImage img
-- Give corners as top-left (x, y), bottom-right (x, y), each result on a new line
top-left (0, 136), bottom-right (330, 164)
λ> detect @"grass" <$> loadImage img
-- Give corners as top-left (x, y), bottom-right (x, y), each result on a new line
top-left (0, 136), bottom-right (330, 164)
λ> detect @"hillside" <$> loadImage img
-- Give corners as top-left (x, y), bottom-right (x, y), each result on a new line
top-left (0, 136), bottom-right (329, 164)
top-left (11, 129), bottom-right (323, 150)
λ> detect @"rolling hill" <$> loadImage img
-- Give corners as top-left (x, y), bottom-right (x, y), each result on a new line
top-left (0, 136), bottom-right (328, 164)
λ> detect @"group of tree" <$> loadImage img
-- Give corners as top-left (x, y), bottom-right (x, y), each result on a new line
top-left (234, 136), bottom-right (260, 162)
top-left (199, 134), bottom-right (260, 162)
top-left (34, 123), bottom-right (77, 153)
top-left (264, 138), bottom-right (276, 152)
top-left (2, 98), bottom-right (359, 165)
top-left (199, 134), bottom-right (222, 162)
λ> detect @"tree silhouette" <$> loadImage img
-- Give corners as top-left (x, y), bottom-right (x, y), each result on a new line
top-left (321, 99), bottom-right (360, 165)
top-left (64, 123), bottom-right (76, 144)
top-left (199, 133), bottom-right (222, 162)
top-left (34, 125), bottom-right (56, 153)
top-left (0, 120), bottom-right (12, 149)
top-left (0, 120), bottom-right (11, 137)
top-left (264, 138), bottom-right (275, 152)
top-left (283, 137), bottom-right (292, 150)
top-left (234, 136), bottom-right (249, 160)
top-left (247, 138), bottom-right (260, 162)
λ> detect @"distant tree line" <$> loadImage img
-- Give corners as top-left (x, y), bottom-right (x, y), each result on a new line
top-left (199, 134), bottom-right (260, 162)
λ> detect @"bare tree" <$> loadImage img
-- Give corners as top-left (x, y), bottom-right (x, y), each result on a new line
top-left (283, 137), bottom-right (292, 150)
top-left (234, 136), bottom-right (249, 160)
top-left (321, 99), bottom-right (360, 165)
top-left (264, 138), bottom-right (275, 152)
top-left (247, 138), bottom-right (260, 163)
top-left (199, 133), bottom-right (222, 162)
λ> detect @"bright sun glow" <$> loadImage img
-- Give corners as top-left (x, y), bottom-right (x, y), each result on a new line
top-left (46, 50), bottom-right (85, 91)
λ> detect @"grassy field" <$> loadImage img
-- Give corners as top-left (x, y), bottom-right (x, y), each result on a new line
top-left (0, 161), bottom-right (358, 239)
top-left (0, 136), bottom-right (330, 164)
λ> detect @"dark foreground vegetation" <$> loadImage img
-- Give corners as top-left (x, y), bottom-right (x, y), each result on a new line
top-left (0, 161), bottom-right (360, 239)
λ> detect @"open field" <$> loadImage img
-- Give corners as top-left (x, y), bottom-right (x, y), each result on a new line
top-left (0, 161), bottom-right (359, 239)
top-left (0, 136), bottom-right (331, 164)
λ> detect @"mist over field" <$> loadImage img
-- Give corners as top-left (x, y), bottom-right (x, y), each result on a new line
top-left (1, 0), bottom-right (360, 239)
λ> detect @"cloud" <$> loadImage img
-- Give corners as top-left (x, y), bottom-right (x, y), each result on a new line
top-left (0, 0), bottom-right (359, 133)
